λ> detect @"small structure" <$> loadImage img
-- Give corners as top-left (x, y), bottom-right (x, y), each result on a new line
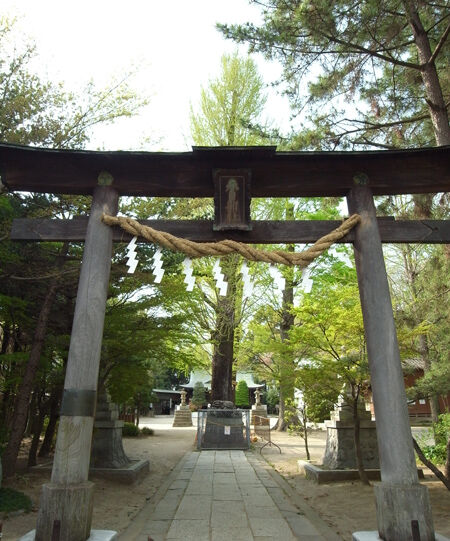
top-left (172, 389), bottom-right (193, 427)
top-left (151, 389), bottom-right (181, 415)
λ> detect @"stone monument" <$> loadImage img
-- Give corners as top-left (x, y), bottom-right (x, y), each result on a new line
top-left (251, 388), bottom-right (268, 424)
top-left (322, 392), bottom-right (379, 470)
top-left (172, 389), bottom-right (193, 427)
top-left (90, 384), bottom-right (149, 483)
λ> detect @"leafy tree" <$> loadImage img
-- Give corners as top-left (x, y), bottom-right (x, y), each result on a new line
top-left (190, 52), bottom-right (272, 401)
top-left (218, 1), bottom-right (450, 148)
top-left (190, 51), bottom-right (270, 146)
top-left (235, 380), bottom-right (250, 407)
top-left (290, 265), bottom-right (373, 484)
top-left (191, 382), bottom-right (207, 409)
top-left (0, 14), bottom-right (148, 476)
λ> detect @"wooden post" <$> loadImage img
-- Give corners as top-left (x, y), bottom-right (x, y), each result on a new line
top-left (35, 183), bottom-right (119, 541)
top-left (347, 180), bottom-right (435, 541)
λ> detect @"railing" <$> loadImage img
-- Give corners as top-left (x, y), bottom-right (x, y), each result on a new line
top-left (254, 415), bottom-right (281, 454)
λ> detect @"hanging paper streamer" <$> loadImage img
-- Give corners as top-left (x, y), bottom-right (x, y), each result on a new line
top-left (213, 259), bottom-right (228, 296)
top-left (241, 261), bottom-right (254, 299)
top-left (301, 268), bottom-right (314, 293)
top-left (152, 247), bottom-right (165, 284)
top-left (125, 236), bottom-right (138, 274)
top-left (268, 265), bottom-right (285, 296)
top-left (182, 257), bottom-right (195, 292)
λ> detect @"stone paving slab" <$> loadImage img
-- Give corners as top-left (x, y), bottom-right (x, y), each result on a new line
top-left (118, 450), bottom-right (339, 541)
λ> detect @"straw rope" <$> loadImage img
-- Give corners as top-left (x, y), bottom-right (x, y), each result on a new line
top-left (101, 213), bottom-right (361, 268)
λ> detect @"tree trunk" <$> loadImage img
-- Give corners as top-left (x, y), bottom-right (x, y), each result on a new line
top-left (39, 389), bottom-right (61, 458)
top-left (353, 398), bottom-right (371, 486)
top-left (403, 0), bottom-right (450, 146)
top-left (274, 388), bottom-right (288, 431)
top-left (303, 408), bottom-right (311, 461)
top-left (211, 255), bottom-right (239, 402)
top-left (445, 437), bottom-right (450, 482)
top-left (276, 225), bottom-right (296, 431)
top-left (28, 407), bottom-right (46, 468)
top-left (1, 244), bottom-right (68, 478)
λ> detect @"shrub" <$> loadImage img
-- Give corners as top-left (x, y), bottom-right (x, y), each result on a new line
top-left (191, 382), bottom-right (206, 408)
top-left (235, 380), bottom-right (249, 408)
top-left (0, 487), bottom-right (32, 513)
top-left (419, 413), bottom-right (450, 465)
top-left (122, 422), bottom-right (140, 437)
top-left (140, 427), bottom-right (154, 436)
top-left (265, 387), bottom-right (279, 414)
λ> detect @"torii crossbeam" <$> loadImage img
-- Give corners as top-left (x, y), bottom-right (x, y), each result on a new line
top-left (2, 143), bottom-right (449, 541)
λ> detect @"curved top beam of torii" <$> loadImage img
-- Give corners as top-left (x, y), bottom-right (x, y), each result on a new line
top-left (0, 142), bottom-right (449, 197)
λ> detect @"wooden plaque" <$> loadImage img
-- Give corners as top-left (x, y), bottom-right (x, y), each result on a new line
top-left (213, 169), bottom-right (252, 231)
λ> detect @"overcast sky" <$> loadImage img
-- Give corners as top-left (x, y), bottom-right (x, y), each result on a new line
top-left (3, 0), bottom-right (293, 151)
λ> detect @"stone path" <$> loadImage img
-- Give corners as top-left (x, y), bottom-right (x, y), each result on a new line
top-left (119, 450), bottom-right (341, 541)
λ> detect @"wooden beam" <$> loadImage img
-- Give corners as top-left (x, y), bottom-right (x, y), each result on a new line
top-left (1, 143), bottom-right (449, 196)
top-left (10, 217), bottom-right (450, 244)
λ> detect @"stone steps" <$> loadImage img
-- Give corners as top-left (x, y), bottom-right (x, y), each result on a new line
top-left (172, 410), bottom-right (193, 427)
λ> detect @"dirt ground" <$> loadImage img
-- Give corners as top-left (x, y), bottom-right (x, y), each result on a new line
top-left (2, 416), bottom-right (449, 540)
top-left (259, 429), bottom-right (450, 540)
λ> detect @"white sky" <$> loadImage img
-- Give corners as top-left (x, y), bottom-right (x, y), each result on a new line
top-left (3, 0), bottom-right (293, 151)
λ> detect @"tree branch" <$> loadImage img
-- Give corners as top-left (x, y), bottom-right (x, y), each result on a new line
top-left (428, 21), bottom-right (450, 65)
top-left (412, 437), bottom-right (450, 490)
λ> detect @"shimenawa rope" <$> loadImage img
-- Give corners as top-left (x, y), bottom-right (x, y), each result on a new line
top-left (101, 213), bottom-right (360, 268)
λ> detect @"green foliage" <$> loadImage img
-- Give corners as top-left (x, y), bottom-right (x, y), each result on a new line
top-left (191, 382), bottom-right (207, 407)
top-left (0, 16), bottom-right (147, 149)
top-left (190, 51), bottom-right (271, 146)
top-left (235, 380), bottom-right (249, 407)
top-left (140, 427), bottom-right (154, 436)
top-left (417, 414), bottom-right (450, 465)
top-left (122, 422), bottom-right (140, 437)
top-left (0, 487), bottom-right (32, 513)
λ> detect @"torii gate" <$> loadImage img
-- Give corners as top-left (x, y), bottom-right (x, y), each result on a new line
top-left (1, 143), bottom-right (449, 541)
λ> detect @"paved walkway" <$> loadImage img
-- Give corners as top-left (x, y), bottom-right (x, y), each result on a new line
top-left (119, 450), bottom-right (341, 541)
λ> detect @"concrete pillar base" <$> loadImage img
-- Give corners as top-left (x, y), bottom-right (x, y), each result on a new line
top-left (375, 483), bottom-right (435, 541)
top-left (35, 482), bottom-right (94, 541)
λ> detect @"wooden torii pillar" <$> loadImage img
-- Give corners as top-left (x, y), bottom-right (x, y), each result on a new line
top-left (1, 143), bottom-right (449, 541)
top-left (347, 180), bottom-right (435, 541)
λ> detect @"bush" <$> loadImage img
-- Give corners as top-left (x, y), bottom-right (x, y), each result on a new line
top-left (235, 380), bottom-right (249, 408)
top-left (140, 427), bottom-right (154, 436)
top-left (122, 422), bottom-right (140, 437)
top-left (0, 487), bottom-right (32, 514)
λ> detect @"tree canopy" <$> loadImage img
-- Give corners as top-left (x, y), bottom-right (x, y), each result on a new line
top-left (218, 1), bottom-right (450, 148)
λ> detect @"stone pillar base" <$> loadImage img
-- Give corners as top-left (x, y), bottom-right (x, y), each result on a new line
top-left (35, 482), bottom-right (94, 541)
top-left (375, 483), bottom-right (435, 541)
